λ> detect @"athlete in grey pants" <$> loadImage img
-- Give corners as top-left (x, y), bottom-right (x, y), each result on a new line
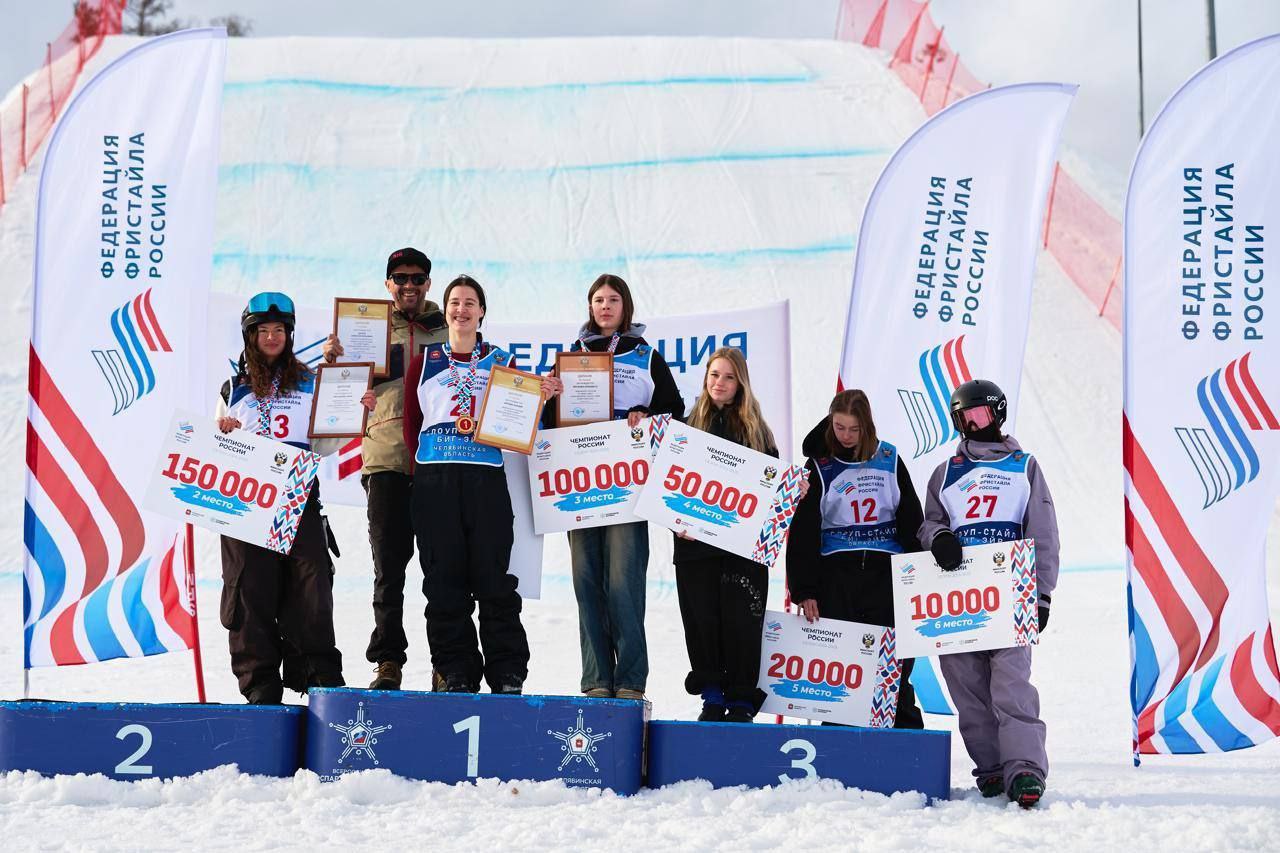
top-left (918, 379), bottom-right (1059, 808)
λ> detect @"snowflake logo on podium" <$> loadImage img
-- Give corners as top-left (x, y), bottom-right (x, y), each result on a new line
top-left (547, 709), bottom-right (611, 772)
top-left (329, 701), bottom-right (393, 765)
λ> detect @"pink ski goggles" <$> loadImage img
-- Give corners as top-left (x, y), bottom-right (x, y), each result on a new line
top-left (957, 405), bottom-right (996, 430)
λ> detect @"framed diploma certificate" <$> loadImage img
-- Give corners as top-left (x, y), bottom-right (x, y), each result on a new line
top-left (555, 350), bottom-right (614, 426)
top-left (333, 298), bottom-right (393, 377)
top-left (308, 362), bottom-right (374, 438)
top-left (474, 365), bottom-right (545, 454)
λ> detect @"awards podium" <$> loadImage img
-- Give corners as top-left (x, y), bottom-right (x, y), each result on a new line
top-left (0, 691), bottom-right (949, 800)
top-left (0, 700), bottom-right (304, 780)
top-left (305, 688), bottom-right (648, 794)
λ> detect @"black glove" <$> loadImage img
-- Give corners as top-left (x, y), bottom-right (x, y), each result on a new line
top-left (1038, 606), bottom-right (1050, 632)
top-left (930, 531), bottom-right (963, 571)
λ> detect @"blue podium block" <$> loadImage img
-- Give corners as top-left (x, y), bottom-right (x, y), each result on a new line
top-left (646, 721), bottom-right (950, 801)
top-left (0, 700), bottom-right (304, 780)
top-left (306, 688), bottom-right (647, 793)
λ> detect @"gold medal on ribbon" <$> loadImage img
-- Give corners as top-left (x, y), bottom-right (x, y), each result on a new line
top-left (455, 415), bottom-right (476, 435)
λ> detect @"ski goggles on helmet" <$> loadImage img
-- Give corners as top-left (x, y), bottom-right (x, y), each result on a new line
top-left (956, 404), bottom-right (996, 431)
top-left (246, 292), bottom-right (295, 316)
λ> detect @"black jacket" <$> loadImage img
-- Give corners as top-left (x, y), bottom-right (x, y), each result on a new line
top-left (541, 324), bottom-right (684, 428)
top-left (672, 406), bottom-right (779, 564)
top-left (785, 416), bottom-right (923, 603)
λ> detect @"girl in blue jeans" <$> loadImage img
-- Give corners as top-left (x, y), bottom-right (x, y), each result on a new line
top-left (543, 275), bottom-right (684, 699)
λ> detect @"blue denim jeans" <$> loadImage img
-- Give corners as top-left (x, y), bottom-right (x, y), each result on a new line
top-left (568, 521), bottom-right (649, 693)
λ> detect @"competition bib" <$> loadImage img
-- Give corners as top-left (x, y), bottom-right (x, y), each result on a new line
top-left (939, 451), bottom-right (1032, 545)
top-left (225, 373), bottom-right (316, 450)
top-left (758, 610), bottom-right (902, 727)
top-left (816, 441), bottom-right (902, 554)
top-left (633, 420), bottom-right (803, 568)
top-left (890, 539), bottom-right (1039, 657)
top-left (609, 345), bottom-right (657, 417)
top-left (527, 418), bottom-right (662, 534)
top-left (144, 410), bottom-right (321, 554)
top-left (415, 343), bottom-right (510, 466)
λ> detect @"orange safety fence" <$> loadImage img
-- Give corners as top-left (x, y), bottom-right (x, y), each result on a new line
top-left (0, 0), bottom-right (125, 211)
top-left (835, 0), bottom-right (1124, 329)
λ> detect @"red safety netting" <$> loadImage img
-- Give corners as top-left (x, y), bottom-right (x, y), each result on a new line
top-left (0, 0), bottom-right (125, 211)
top-left (835, 0), bottom-right (1123, 329)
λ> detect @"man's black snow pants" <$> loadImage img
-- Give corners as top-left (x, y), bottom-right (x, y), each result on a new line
top-left (363, 471), bottom-right (416, 666)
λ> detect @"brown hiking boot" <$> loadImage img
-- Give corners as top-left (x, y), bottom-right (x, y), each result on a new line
top-left (369, 661), bottom-right (402, 690)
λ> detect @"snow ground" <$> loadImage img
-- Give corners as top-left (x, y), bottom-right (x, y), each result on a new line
top-left (0, 35), bottom-right (1278, 851)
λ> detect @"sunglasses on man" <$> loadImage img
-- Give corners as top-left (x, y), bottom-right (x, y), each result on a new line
top-left (389, 273), bottom-right (428, 286)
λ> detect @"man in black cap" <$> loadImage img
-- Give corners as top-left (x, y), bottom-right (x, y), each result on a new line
top-left (323, 247), bottom-right (447, 689)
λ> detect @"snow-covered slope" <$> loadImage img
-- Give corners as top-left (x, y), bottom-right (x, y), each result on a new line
top-left (0, 35), bottom-right (1275, 850)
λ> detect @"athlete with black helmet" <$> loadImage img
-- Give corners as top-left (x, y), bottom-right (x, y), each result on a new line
top-left (918, 378), bottom-right (1060, 807)
top-left (215, 292), bottom-right (353, 703)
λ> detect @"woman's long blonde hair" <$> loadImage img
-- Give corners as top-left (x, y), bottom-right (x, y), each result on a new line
top-left (687, 347), bottom-right (776, 453)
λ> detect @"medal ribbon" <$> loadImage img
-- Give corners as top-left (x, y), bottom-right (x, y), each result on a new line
top-left (255, 373), bottom-right (282, 437)
top-left (443, 339), bottom-right (481, 424)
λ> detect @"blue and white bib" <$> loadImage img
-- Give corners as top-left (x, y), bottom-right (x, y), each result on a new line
top-left (414, 342), bottom-right (512, 467)
top-left (226, 372), bottom-right (316, 451)
top-left (940, 450), bottom-right (1032, 546)
top-left (816, 441), bottom-right (903, 555)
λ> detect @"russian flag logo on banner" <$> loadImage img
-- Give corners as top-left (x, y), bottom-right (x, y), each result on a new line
top-left (1124, 35), bottom-right (1280, 758)
top-left (23, 30), bottom-right (226, 672)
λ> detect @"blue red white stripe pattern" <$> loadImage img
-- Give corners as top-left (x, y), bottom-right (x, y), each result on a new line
top-left (24, 348), bottom-right (194, 667)
top-left (1125, 417), bottom-right (1280, 755)
top-left (1175, 353), bottom-right (1280, 508)
top-left (897, 335), bottom-right (973, 459)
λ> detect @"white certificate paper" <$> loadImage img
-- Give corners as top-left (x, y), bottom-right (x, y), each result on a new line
top-left (309, 363), bottom-right (372, 438)
top-left (334, 299), bottom-right (391, 375)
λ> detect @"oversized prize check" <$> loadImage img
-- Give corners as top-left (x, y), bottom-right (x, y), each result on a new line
top-left (758, 610), bottom-right (902, 727)
top-left (527, 418), bottom-right (660, 535)
top-left (633, 420), bottom-right (804, 568)
top-left (144, 411), bottom-right (321, 554)
top-left (890, 539), bottom-right (1039, 658)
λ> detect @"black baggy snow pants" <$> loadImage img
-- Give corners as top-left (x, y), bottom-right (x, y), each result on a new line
top-left (363, 471), bottom-right (416, 666)
top-left (818, 559), bottom-right (925, 729)
top-left (675, 552), bottom-right (769, 710)
top-left (411, 464), bottom-right (528, 691)
top-left (219, 491), bottom-right (344, 702)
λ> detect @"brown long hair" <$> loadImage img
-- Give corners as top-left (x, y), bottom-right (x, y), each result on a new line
top-left (825, 389), bottom-right (878, 461)
top-left (687, 347), bottom-right (776, 453)
top-left (584, 274), bottom-right (635, 336)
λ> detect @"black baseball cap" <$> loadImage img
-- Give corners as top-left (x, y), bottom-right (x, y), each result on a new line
top-left (386, 247), bottom-right (431, 277)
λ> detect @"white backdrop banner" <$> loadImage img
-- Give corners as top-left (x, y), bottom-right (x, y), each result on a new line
top-left (1123, 35), bottom-right (1280, 757)
top-left (24, 30), bottom-right (226, 669)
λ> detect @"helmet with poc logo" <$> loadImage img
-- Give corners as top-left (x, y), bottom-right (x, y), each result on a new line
top-left (949, 379), bottom-right (1007, 436)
